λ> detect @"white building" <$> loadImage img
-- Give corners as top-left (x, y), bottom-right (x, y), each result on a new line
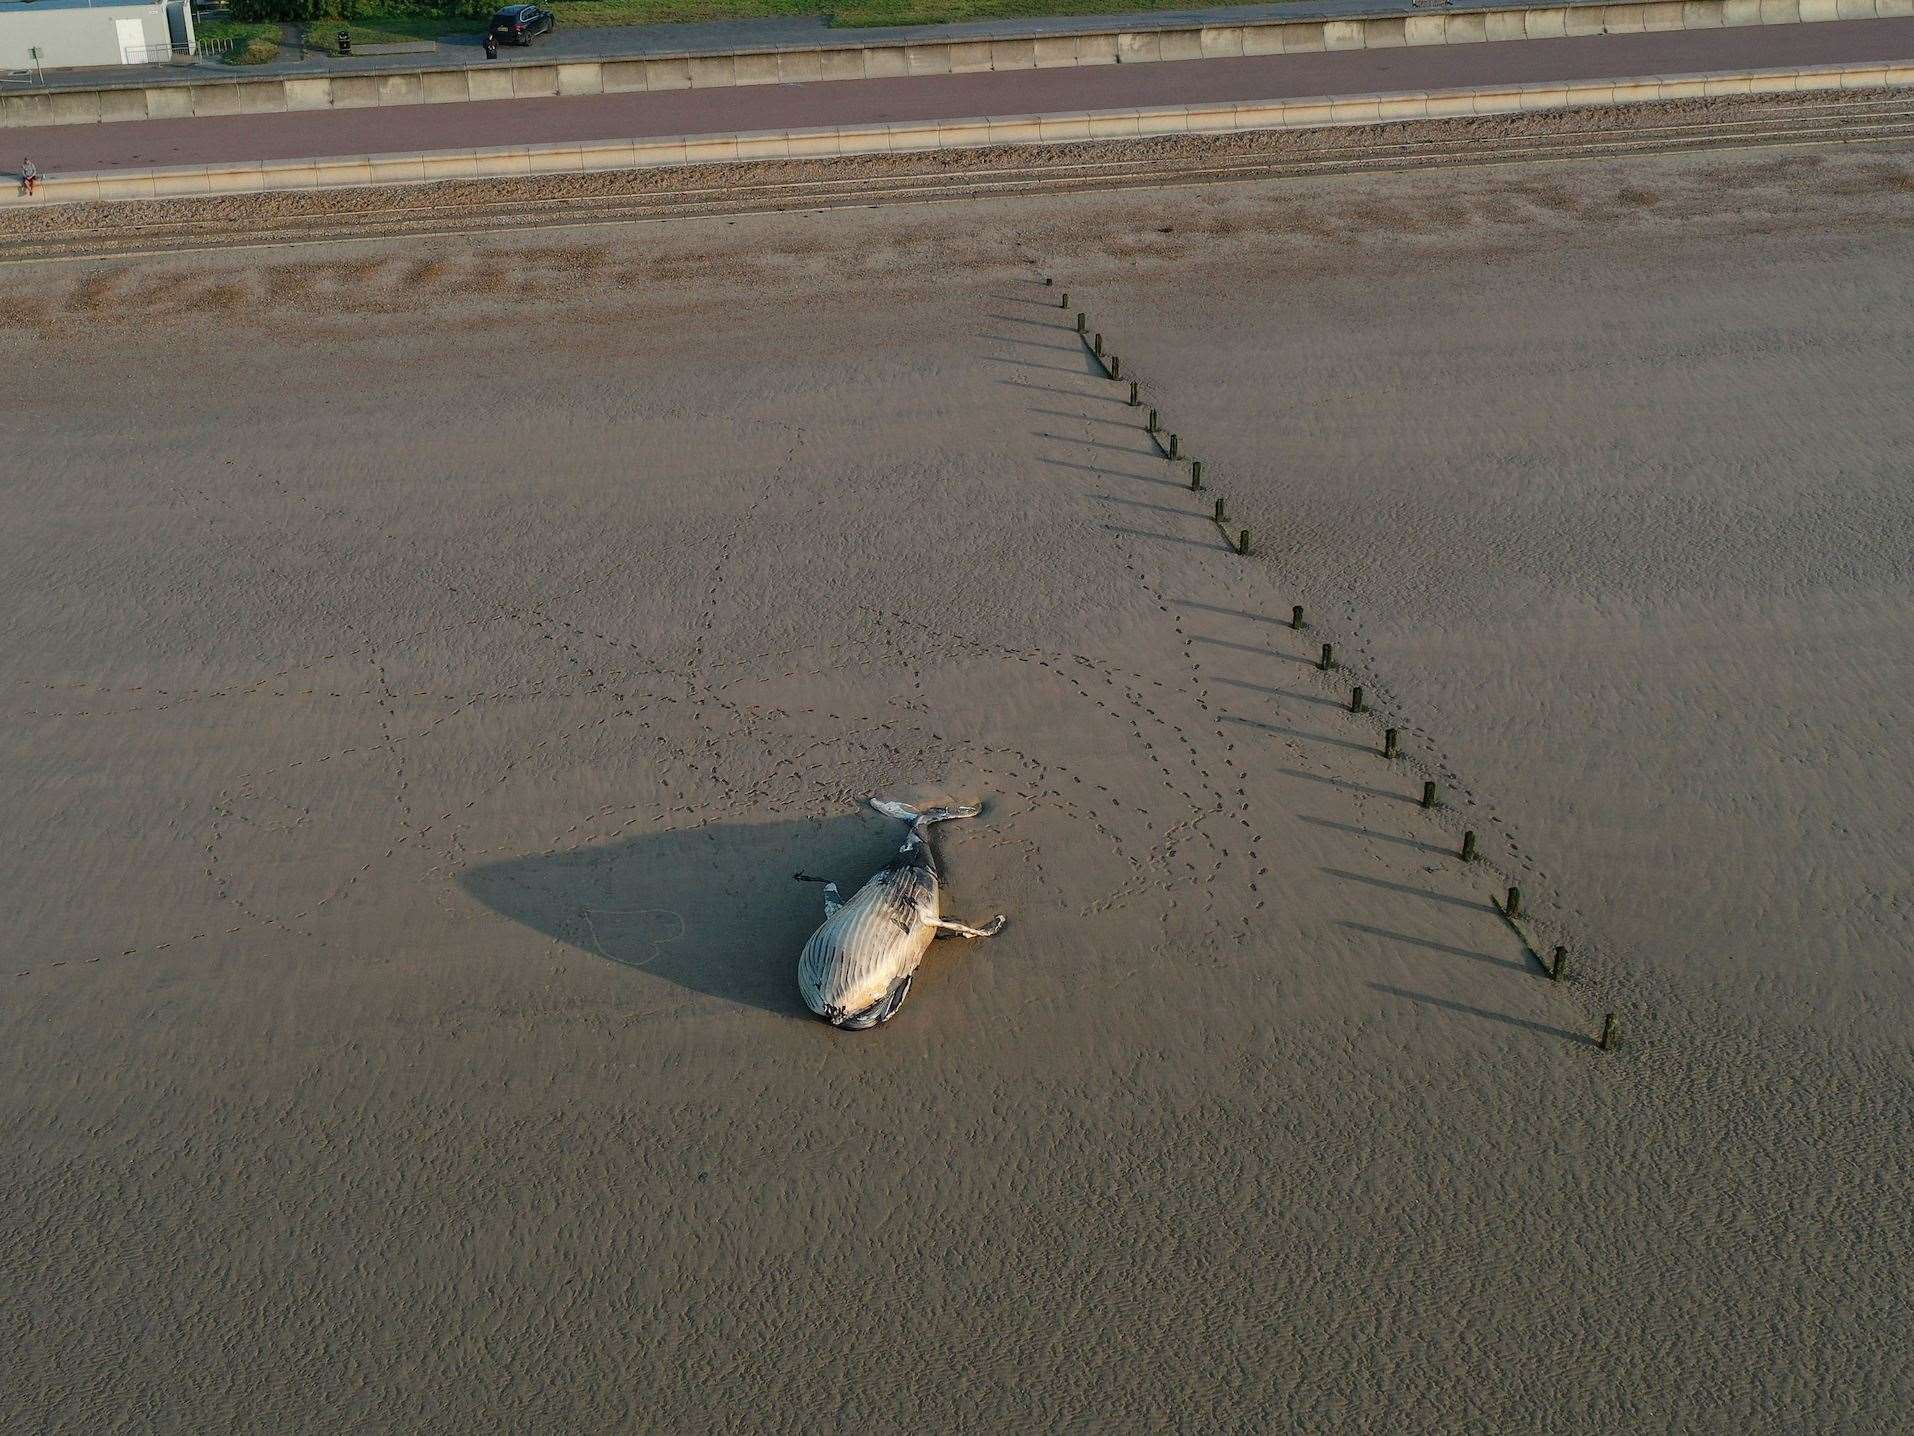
top-left (1, 0), bottom-right (195, 73)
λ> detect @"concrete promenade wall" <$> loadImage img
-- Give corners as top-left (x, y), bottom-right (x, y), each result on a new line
top-left (7, 57), bottom-right (1910, 204)
top-left (4, 0), bottom-right (1911, 128)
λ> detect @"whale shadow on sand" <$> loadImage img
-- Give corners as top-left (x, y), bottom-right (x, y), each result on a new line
top-left (459, 811), bottom-right (911, 1018)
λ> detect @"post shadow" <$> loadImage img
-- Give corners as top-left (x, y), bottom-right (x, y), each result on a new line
top-left (1276, 767), bottom-right (1415, 803)
top-left (990, 356), bottom-right (1100, 377)
top-left (1172, 599), bottom-right (1288, 625)
top-left (1322, 866), bottom-right (1496, 914)
top-left (1036, 431), bottom-right (1158, 458)
top-left (1030, 407), bottom-right (1147, 430)
top-left (1338, 920), bottom-right (1529, 974)
top-left (1299, 814), bottom-right (1451, 855)
top-left (1093, 493), bottom-right (1206, 520)
top-left (1212, 678), bottom-right (1344, 711)
top-left (983, 333), bottom-right (1081, 355)
top-left (459, 811), bottom-right (910, 1019)
top-left (1370, 983), bottom-right (1593, 1045)
top-left (1102, 523), bottom-right (1232, 552)
top-left (999, 378), bottom-right (1129, 404)
top-left (1040, 456), bottom-right (1182, 489)
top-left (1192, 635), bottom-right (1314, 664)
top-left (1220, 714), bottom-right (1375, 753)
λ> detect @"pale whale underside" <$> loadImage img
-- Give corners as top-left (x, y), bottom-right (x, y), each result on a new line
top-left (796, 799), bottom-right (1006, 1030)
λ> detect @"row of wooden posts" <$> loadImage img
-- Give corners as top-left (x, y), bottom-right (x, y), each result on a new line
top-left (1055, 281), bottom-right (1617, 1054)
top-left (1066, 295), bottom-right (1256, 558)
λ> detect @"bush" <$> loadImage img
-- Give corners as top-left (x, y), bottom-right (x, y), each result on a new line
top-left (227, 0), bottom-right (482, 22)
top-left (226, 0), bottom-right (313, 21)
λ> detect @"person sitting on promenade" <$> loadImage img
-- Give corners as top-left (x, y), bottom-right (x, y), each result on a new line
top-left (20, 159), bottom-right (38, 197)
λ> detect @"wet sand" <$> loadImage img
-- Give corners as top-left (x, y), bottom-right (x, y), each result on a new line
top-left (3, 141), bottom-right (1909, 1429)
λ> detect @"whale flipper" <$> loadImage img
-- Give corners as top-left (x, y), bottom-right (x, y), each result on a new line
top-left (833, 972), bottom-right (913, 1030)
top-left (870, 798), bottom-right (981, 826)
top-left (931, 914), bottom-right (1006, 939)
top-left (872, 972), bottom-right (914, 1024)
top-left (822, 882), bottom-right (843, 919)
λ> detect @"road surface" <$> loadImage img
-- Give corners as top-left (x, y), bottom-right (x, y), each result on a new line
top-left (11, 18), bottom-right (1914, 173)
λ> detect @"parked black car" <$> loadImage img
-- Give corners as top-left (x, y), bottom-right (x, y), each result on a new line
top-left (489, 4), bottom-right (555, 45)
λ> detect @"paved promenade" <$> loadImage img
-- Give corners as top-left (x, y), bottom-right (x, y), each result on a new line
top-left (12, 18), bottom-right (1914, 173)
top-left (10, 0), bottom-right (1700, 89)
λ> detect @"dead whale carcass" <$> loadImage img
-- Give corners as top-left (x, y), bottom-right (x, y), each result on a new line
top-left (796, 799), bottom-right (1006, 1030)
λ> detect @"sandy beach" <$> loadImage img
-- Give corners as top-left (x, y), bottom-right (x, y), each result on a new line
top-left (3, 140), bottom-right (1909, 1429)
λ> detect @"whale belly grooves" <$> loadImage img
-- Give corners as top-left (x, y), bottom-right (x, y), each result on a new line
top-left (797, 798), bottom-right (1003, 1030)
top-left (797, 865), bottom-right (938, 1026)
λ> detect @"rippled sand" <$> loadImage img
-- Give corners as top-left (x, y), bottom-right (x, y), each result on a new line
top-left (3, 143), bottom-right (1909, 1430)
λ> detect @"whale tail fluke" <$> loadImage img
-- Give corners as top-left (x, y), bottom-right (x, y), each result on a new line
top-left (870, 798), bottom-right (981, 827)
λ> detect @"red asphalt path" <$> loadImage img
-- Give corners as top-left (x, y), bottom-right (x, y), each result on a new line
top-left (13, 18), bottom-right (1914, 173)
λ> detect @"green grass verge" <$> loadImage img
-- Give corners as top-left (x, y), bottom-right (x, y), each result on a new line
top-left (545, 0), bottom-right (1239, 25)
top-left (301, 16), bottom-right (483, 51)
top-left (197, 16), bottom-right (284, 63)
top-left (829, 0), bottom-right (1250, 21)
top-left (279, 0), bottom-right (1254, 39)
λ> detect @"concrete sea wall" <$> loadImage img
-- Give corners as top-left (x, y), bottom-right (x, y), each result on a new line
top-left (8, 58), bottom-right (1910, 203)
top-left (4, 0), bottom-right (1911, 128)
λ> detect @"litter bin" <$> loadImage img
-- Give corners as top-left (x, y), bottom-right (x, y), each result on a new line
top-left (337, 29), bottom-right (351, 54)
